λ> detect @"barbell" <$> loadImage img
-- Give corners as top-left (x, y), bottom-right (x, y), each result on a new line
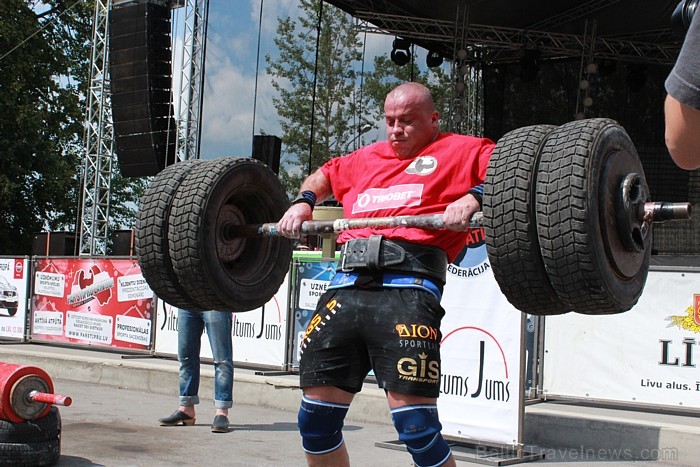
top-left (135, 118), bottom-right (691, 316)
top-left (0, 363), bottom-right (72, 423)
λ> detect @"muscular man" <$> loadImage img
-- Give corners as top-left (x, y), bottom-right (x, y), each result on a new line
top-left (278, 82), bottom-right (494, 466)
top-left (665, 9), bottom-right (700, 169)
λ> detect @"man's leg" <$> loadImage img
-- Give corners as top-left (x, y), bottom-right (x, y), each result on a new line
top-left (203, 310), bottom-right (234, 429)
top-left (299, 386), bottom-right (354, 467)
top-left (387, 391), bottom-right (456, 467)
top-left (169, 310), bottom-right (204, 421)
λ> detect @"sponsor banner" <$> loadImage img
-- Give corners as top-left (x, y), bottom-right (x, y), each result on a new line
top-left (0, 257), bottom-right (30, 339)
top-left (543, 269), bottom-right (700, 408)
top-left (291, 259), bottom-right (337, 368)
top-left (439, 229), bottom-right (524, 445)
top-left (30, 258), bottom-right (154, 350)
top-left (153, 273), bottom-right (290, 369)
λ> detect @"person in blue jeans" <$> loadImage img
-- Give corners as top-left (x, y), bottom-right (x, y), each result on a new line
top-left (158, 309), bottom-right (234, 433)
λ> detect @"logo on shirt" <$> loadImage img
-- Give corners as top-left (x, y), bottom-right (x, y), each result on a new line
top-left (405, 156), bottom-right (437, 176)
top-left (352, 184), bottom-right (423, 214)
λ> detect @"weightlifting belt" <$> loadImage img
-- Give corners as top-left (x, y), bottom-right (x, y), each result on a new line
top-left (329, 271), bottom-right (442, 301)
top-left (338, 235), bottom-right (448, 285)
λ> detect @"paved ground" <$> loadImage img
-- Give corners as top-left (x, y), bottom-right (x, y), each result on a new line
top-left (52, 378), bottom-right (687, 467)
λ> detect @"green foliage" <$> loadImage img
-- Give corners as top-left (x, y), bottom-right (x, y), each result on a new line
top-left (265, 0), bottom-right (361, 194)
top-left (0, 0), bottom-right (95, 254)
top-left (0, 0), bottom-right (146, 255)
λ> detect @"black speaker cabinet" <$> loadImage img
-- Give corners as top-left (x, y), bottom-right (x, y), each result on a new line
top-left (32, 233), bottom-right (49, 256)
top-left (32, 232), bottom-right (76, 256)
top-left (109, 1), bottom-right (176, 177)
top-left (252, 135), bottom-right (282, 175)
top-left (112, 229), bottom-right (135, 256)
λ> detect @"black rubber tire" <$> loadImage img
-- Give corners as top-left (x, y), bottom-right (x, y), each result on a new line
top-left (0, 438), bottom-right (60, 466)
top-left (535, 118), bottom-right (650, 315)
top-left (135, 160), bottom-right (206, 311)
top-left (168, 157), bottom-right (294, 312)
top-left (0, 407), bottom-right (60, 444)
top-left (483, 124), bottom-right (570, 316)
top-left (5, 307), bottom-right (17, 317)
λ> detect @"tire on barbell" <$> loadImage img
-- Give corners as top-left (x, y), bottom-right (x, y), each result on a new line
top-left (483, 124), bottom-right (570, 316)
top-left (535, 118), bottom-right (651, 315)
top-left (135, 160), bottom-right (206, 311)
top-left (168, 157), bottom-right (294, 312)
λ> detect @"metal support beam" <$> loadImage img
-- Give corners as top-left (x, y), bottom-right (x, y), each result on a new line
top-left (175, 0), bottom-right (210, 162)
top-left (353, 11), bottom-right (678, 65)
top-left (78, 0), bottom-right (114, 256)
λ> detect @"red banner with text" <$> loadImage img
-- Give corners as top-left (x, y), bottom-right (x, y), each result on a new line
top-left (31, 257), bottom-right (154, 350)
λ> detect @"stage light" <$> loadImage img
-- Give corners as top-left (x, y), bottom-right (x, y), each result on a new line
top-left (426, 50), bottom-right (443, 68)
top-left (391, 37), bottom-right (411, 66)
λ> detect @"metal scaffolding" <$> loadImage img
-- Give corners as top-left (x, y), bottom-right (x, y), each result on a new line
top-left (352, 11), bottom-right (678, 66)
top-left (78, 0), bottom-right (208, 255)
top-left (78, 0), bottom-right (113, 256)
top-left (175, 0), bottom-right (210, 162)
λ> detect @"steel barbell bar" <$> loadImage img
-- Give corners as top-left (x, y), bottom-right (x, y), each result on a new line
top-left (225, 202), bottom-right (691, 241)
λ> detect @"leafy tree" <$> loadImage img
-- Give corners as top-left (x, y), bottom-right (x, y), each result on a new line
top-left (0, 0), bottom-right (95, 254)
top-left (0, 0), bottom-right (146, 255)
top-left (265, 0), bottom-right (362, 194)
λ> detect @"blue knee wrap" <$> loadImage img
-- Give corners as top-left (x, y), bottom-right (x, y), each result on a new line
top-left (391, 404), bottom-right (451, 467)
top-left (297, 396), bottom-right (349, 455)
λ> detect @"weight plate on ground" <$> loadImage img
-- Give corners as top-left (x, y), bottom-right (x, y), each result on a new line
top-left (135, 160), bottom-right (206, 311)
top-left (535, 118), bottom-right (650, 315)
top-left (168, 157), bottom-right (293, 312)
top-left (483, 124), bottom-right (570, 316)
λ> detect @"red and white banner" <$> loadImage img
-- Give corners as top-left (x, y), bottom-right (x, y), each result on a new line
top-left (0, 257), bottom-right (30, 339)
top-left (543, 269), bottom-right (700, 408)
top-left (439, 230), bottom-right (525, 446)
top-left (31, 258), bottom-right (154, 350)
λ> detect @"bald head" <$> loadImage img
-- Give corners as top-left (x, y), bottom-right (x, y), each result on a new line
top-left (384, 83), bottom-right (439, 159)
top-left (386, 82), bottom-right (436, 112)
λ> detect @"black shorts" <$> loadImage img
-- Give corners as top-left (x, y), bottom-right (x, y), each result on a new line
top-left (299, 286), bottom-right (445, 398)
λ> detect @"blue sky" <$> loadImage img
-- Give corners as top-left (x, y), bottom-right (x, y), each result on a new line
top-left (172, 0), bottom-right (447, 162)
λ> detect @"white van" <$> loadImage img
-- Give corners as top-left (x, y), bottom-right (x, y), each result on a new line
top-left (0, 276), bottom-right (18, 316)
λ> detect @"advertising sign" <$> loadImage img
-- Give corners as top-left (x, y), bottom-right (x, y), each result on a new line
top-left (290, 258), bottom-right (337, 368)
top-left (439, 229), bottom-right (525, 446)
top-left (543, 269), bottom-right (700, 408)
top-left (0, 257), bottom-right (30, 339)
top-left (31, 258), bottom-right (154, 350)
top-left (154, 273), bottom-right (290, 369)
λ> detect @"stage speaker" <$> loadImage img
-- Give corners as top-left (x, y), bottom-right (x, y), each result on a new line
top-left (112, 229), bottom-right (135, 256)
top-left (252, 135), bottom-right (282, 175)
top-left (32, 233), bottom-right (49, 256)
top-left (109, 1), bottom-right (177, 178)
top-left (32, 232), bottom-right (76, 256)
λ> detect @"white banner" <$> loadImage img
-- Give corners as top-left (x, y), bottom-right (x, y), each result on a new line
top-left (154, 273), bottom-right (290, 368)
top-left (439, 236), bottom-right (524, 446)
top-left (0, 258), bottom-right (29, 339)
top-left (543, 269), bottom-right (700, 408)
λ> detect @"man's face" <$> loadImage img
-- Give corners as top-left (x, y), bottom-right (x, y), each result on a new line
top-left (384, 89), bottom-right (438, 159)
